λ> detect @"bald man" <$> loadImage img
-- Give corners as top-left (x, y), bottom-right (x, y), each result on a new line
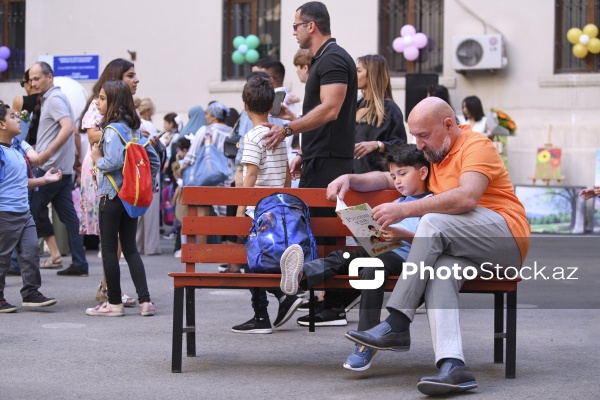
top-left (327, 97), bottom-right (530, 396)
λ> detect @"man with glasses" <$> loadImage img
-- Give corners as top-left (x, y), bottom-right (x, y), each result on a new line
top-left (263, 1), bottom-right (359, 327)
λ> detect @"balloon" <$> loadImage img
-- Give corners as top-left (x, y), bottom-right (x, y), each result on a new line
top-left (53, 77), bottom-right (89, 122)
top-left (245, 49), bottom-right (260, 64)
top-left (238, 44), bottom-right (248, 54)
top-left (567, 28), bottom-right (582, 44)
top-left (404, 46), bottom-right (419, 61)
top-left (579, 34), bottom-right (590, 45)
top-left (588, 38), bottom-right (600, 54)
top-left (392, 37), bottom-right (406, 53)
top-left (413, 32), bottom-right (428, 48)
top-left (0, 46), bottom-right (10, 60)
top-left (245, 34), bottom-right (260, 50)
top-left (0, 59), bottom-right (7, 73)
top-left (233, 36), bottom-right (245, 49)
top-left (232, 50), bottom-right (245, 65)
top-left (403, 35), bottom-right (414, 46)
top-left (400, 24), bottom-right (416, 37)
top-left (582, 24), bottom-right (599, 39)
top-left (572, 43), bottom-right (588, 59)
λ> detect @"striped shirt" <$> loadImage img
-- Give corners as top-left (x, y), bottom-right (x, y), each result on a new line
top-left (241, 125), bottom-right (288, 188)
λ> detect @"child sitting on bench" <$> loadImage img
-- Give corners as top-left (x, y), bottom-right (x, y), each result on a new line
top-left (279, 143), bottom-right (431, 371)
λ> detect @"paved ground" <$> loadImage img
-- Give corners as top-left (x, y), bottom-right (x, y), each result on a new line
top-left (1, 235), bottom-right (599, 399)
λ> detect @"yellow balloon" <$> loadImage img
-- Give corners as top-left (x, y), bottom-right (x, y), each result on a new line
top-left (573, 43), bottom-right (588, 59)
top-left (582, 24), bottom-right (599, 39)
top-left (588, 38), bottom-right (600, 54)
top-left (567, 27), bottom-right (582, 44)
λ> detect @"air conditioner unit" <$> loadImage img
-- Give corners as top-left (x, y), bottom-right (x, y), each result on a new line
top-left (452, 34), bottom-right (508, 71)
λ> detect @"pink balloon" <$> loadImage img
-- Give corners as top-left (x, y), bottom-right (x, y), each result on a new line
top-left (400, 24), bottom-right (416, 37)
top-left (404, 46), bottom-right (419, 61)
top-left (392, 37), bottom-right (406, 53)
top-left (0, 59), bottom-right (7, 73)
top-left (414, 33), bottom-right (428, 49)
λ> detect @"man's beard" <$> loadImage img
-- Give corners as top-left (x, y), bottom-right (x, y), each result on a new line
top-left (423, 135), bottom-right (451, 164)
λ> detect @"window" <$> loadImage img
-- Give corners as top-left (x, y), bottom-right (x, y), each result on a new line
top-left (0, 0), bottom-right (25, 81)
top-left (222, 0), bottom-right (281, 80)
top-left (379, 0), bottom-right (444, 75)
top-left (555, 0), bottom-right (600, 73)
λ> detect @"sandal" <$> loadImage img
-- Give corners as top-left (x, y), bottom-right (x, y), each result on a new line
top-left (122, 294), bottom-right (137, 308)
top-left (41, 256), bottom-right (63, 269)
top-left (95, 282), bottom-right (108, 303)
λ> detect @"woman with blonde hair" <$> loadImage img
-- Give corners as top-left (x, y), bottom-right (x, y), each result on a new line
top-left (353, 54), bottom-right (406, 174)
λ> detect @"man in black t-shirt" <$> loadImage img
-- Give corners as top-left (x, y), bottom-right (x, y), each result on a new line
top-left (263, 1), bottom-right (357, 189)
top-left (263, 1), bottom-right (358, 328)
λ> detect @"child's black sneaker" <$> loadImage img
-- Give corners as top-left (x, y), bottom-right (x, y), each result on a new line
top-left (297, 308), bottom-right (347, 327)
top-left (231, 316), bottom-right (272, 334)
top-left (22, 292), bottom-right (57, 307)
top-left (0, 299), bottom-right (18, 313)
top-left (273, 295), bottom-right (303, 328)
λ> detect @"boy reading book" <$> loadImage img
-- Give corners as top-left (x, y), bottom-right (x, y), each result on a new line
top-left (230, 76), bottom-right (302, 334)
top-left (279, 143), bottom-right (431, 371)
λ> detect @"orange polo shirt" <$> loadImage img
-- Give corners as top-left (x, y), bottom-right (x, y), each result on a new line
top-left (427, 126), bottom-right (531, 264)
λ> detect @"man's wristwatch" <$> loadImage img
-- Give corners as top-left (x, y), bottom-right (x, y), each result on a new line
top-left (283, 123), bottom-right (293, 137)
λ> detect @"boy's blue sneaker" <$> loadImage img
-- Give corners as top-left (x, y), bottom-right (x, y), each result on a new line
top-left (343, 344), bottom-right (378, 371)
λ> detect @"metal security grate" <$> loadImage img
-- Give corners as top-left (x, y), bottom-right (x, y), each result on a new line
top-left (379, 0), bottom-right (444, 75)
top-left (0, 0), bottom-right (25, 81)
top-left (222, 0), bottom-right (281, 80)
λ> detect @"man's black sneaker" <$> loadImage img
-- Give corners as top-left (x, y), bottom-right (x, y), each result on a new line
top-left (298, 299), bottom-right (324, 313)
top-left (0, 299), bottom-right (18, 313)
top-left (273, 295), bottom-right (303, 328)
top-left (231, 316), bottom-right (272, 334)
top-left (57, 265), bottom-right (88, 277)
top-left (22, 292), bottom-right (57, 307)
top-left (297, 308), bottom-right (347, 327)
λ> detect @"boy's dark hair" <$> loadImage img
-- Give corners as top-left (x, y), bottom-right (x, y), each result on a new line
top-left (262, 60), bottom-right (285, 87)
top-left (246, 71), bottom-right (270, 81)
top-left (100, 80), bottom-right (141, 130)
top-left (297, 2), bottom-right (331, 35)
top-left (242, 75), bottom-right (274, 114)
top-left (381, 143), bottom-right (430, 172)
top-left (253, 57), bottom-right (272, 70)
top-left (177, 137), bottom-right (191, 151)
top-left (0, 103), bottom-right (9, 121)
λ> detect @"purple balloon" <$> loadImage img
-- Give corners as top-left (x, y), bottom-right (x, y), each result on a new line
top-left (0, 46), bottom-right (10, 60)
top-left (414, 33), bottom-right (428, 49)
top-left (0, 59), bottom-right (7, 72)
top-left (400, 24), bottom-right (416, 38)
top-left (392, 37), bottom-right (406, 53)
top-left (404, 46), bottom-right (419, 61)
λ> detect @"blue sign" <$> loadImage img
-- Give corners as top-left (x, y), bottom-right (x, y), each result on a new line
top-left (53, 55), bottom-right (99, 81)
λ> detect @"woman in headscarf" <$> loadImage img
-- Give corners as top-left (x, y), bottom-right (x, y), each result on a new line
top-left (178, 105), bottom-right (207, 140)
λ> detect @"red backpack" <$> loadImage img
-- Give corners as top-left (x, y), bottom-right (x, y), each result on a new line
top-left (102, 124), bottom-right (153, 218)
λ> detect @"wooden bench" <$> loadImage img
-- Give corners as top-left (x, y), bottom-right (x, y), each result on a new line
top-left (169, 187), bottom-right (520, 378)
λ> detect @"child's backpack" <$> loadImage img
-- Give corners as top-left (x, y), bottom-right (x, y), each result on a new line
top-left (102, 124), bottom-right (154, 218)
top-left (161, 184), bottom-right (176, 226)
top-left (246, 193), bottom-right (318, 273)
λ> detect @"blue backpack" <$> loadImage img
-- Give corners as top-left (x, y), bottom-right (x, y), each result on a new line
top-left (246, 193), bottom-right (318, 273)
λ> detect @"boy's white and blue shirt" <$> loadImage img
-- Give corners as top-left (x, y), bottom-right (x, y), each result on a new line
top-left (390, 191), bottom-right (433, 261)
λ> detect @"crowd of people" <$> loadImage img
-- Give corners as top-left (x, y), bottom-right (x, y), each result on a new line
top-left (9, 0), bottom-right (598, 396)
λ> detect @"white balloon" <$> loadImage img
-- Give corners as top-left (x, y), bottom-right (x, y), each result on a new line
top-left (53, 77), bottom-right (89, 125)
top-left (403, 36), bottom-right (414, 46)
top-left (579, 34), bottom-right (590, 45)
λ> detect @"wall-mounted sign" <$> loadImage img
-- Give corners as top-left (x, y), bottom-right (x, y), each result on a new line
top-left (44, 55), bottom-right (99, 81)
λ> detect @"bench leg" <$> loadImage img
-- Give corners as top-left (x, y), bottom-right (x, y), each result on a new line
top-left (172, 287), bottom-right (184, 373)
top-left (309, 288), bottom-right (315, 333)
top-left (186, 287), bottom-right (196, 357)
top-left (505, 290), bottom-right (517, 379)
top-left (493, 292), bottom-right (504, 364)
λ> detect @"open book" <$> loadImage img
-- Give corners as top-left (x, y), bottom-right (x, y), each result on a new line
top-left (335, 197), bottom-right (403, 257)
